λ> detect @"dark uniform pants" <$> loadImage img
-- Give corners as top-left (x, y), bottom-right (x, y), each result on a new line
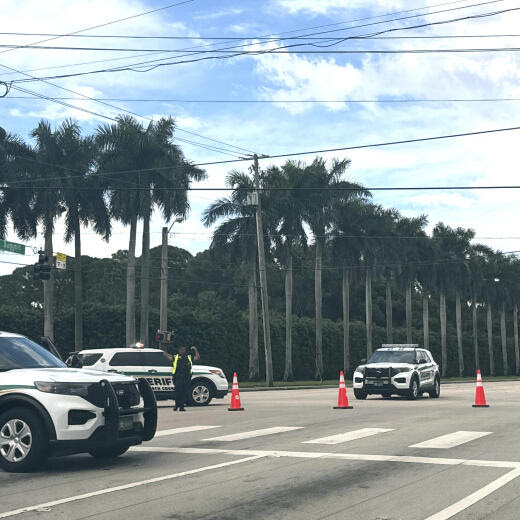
top-left (174, 375), bottom-right (190, 408)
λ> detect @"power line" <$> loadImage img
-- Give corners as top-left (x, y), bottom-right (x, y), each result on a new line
top-left (7, 96), bottom-right (520, 103)
top-left (5, 0), bottom-right (510, 84)
top-left (0, 0), bottom-right (195, 56)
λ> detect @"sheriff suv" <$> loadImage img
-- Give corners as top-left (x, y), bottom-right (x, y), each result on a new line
top-left (352, 345), bottom-right (440, 400)
top-left (74, 347), bottom-right (229, 406)
top-left (0, 332), bottom-right (157, 472)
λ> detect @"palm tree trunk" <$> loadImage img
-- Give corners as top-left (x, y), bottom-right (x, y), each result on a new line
top-left (501, 303), bottom-right (508, 376)
top-left (406, 282), bottom-right (412, 343)
top-left (423, 293), bottom-right (429, 351)
top-left (342, 267), bottom-right (350, 375)
top-left (248, 252), bottom-right (259, 380)
top-left (440, 290), bottom-right (447, 377)
top-left (487, 303), bottom-right (495, 376)
top-left (366, 269), bottom-right (373, 358)
top-left (283, 253), bottom-right (294, 381)
top-left (386, 281), bottom-right (393, 343)
top-left (456, 290), bottom-right (464, 377)
top-left (314, 239), bottom-right (324, 379)
top-left (43, 220), bottom-right (54, 341)
top-left (514, 305), bottom-right (520, 376)
top-left (74, 217), bottom-right (83, 351)
top-left (125, 214), bottom-right (137, 347)
top-left (472, 292), bottom-right (479, 372)
top-left (139, 205), bottom-right (151, 346)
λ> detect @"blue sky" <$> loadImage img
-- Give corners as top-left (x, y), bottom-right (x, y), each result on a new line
top-left (2, 0), bottom-right (520, 273)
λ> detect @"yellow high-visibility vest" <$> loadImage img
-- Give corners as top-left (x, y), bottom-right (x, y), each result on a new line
top-left (172, 354), bottom-right (193, 375)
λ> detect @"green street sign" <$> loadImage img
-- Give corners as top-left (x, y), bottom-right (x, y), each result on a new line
top-left (0, 239), bottom-right (26, 255)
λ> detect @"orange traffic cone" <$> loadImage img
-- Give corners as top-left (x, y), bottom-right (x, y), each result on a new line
top-left (472, 370), bottom-right (489, 408)
top-left (333, 371), bottom-right (353, 409)
top-left (228, 372), bottom-right (244, 411)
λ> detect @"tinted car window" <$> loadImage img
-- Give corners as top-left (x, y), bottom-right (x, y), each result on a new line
top-left (144, 352), bottom-right (172, 367)
top-left (368, 350), bottom-right (418, 364)
top-left (109, 352), bottom-right (146, 366)
top-left (0, 337), bottom-right (66, 371)
top-left (78, 353), bottom-right (103, 366)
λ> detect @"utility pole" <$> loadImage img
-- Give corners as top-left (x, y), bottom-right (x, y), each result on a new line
top-left (252, 154), bottom-right (273, 387)
top-left (160, 226), bottom-right (168, 337)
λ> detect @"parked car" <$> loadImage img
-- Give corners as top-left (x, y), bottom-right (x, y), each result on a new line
top-left (73, 347), bottom-right (229, 406)
top-left (0, 331), bottom-right (157, 472)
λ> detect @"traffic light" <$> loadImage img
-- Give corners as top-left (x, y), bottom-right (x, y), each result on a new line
top-left (156, 330), bottom-right (173, 343)
top-left (33, 250), bottom-right (51, 281)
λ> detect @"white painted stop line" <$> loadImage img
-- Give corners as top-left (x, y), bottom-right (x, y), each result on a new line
top-left (410, 431), bottom-right (492, 449)
top-left (303, 428), bottom-right (394, 445)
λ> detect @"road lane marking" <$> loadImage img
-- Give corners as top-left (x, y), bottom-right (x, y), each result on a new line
top-left (303, 428), bottom-right (394, 445)
top-left (131, 446), bottom-right (520, 468)
top-left (424, 468), bottom-right (520, 520)
top-left (410, 431), bottom-right (492, 449)
top-left (203, 426), bottom-right (303, 442)
top-left (155, 426), bottom-right (221, 437)
top-left (0, 455), bottom-right (263, 519)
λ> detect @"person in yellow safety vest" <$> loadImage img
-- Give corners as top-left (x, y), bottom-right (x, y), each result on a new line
top-left (172, 345), bottom-right (200, 411)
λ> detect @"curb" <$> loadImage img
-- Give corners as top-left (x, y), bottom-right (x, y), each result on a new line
top-left (239, 378), bottom-right (520, 392)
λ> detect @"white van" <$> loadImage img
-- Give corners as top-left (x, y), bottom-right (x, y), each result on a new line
top-left (74, 347), bottom-right (229, 406)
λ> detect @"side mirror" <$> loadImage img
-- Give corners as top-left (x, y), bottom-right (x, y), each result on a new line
top-left (360, 358), bottom-right (367, 365)
top-left (65, 353), bottom-right (83, 369)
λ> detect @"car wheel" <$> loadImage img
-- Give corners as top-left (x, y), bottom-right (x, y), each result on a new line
top-left (354, 388), bottom-right (367, 400)
top-left (88, 444), bottom-right (130, 459)
top-left (408, 377), bottom-right (420, 400)
top-left (0, 407), bottom-right (48, 473)
top-left (189, 381), bottom-right (213, 406)
top-left (429, 377), bottom-right (441, 398)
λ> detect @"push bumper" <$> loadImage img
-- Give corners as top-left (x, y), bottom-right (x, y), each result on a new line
top-left (50, 378), bottom-right (157, 456)
top-left (353, 371), bottom-right (411, 395)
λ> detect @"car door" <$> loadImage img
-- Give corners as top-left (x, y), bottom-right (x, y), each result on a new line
top-left (107, 351), bottom-right (145, 377)
top-left (418, 351), bottom-right (434, 387)
top-left (143, 351), bottom-right (174, 394)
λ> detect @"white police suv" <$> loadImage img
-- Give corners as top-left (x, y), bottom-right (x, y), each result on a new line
top-left (352, 345), bottom-right (440, 400)
top-left (0, 332), bottom-right (157, 472)
top-left (74, 346), bottom-right (229, 406)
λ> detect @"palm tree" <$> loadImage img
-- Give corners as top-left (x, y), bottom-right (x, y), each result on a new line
top-left (202, 171), bottom-right (268, 381)
top-left (495, 254), bottom-right (513, 375)
top-left (97, 115), bottom-right (204, 347)
top-left (0, 128), bottom-right (36, 241)
top-left (330, 198), bottom-right (371, 374)
top-left (300, 158), bottom-right (368, 379)
top-left (53, 120), bottom-right (112, 351)
top-left (267, 162), bottom-right (307, 381)
top-left (480, 254), bottom-right (499, 376)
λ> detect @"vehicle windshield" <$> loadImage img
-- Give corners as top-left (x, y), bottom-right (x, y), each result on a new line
top-left (0, 337), bottom-right (66, 371)
top-left (368, 350), bottom-right (418, 364)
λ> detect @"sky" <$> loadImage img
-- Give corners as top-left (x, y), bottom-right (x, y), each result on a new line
top-left (1, 0), bottom-right (520, 274)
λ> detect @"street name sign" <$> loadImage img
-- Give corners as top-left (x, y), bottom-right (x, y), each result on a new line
top-left (0, 239), bottom-right (25, 255)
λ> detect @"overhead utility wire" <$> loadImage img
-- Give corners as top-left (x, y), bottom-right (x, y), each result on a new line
top-left (0, 0), bottom-right (489, 79)
top-left (0, 0), bottom-right (195, 56)
top-left (4, 0), bottom-right (508, 84)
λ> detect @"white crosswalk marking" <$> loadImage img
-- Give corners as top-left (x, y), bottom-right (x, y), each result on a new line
top-left (410, 431), bottom-right (492, 449)
top-left (204, 426), bottom-right (303, 442)
top-left (303, 428), bottom-right (394, 445)
top-left (155, 426), bottom-right (221, 437)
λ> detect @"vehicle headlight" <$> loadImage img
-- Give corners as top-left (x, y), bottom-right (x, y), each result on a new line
top-left (391, 367), bottom-right (412, 376)
top-left (35, 381), bottom-right (91, 397)
top-left (210, 369), bottom-right (226, 379)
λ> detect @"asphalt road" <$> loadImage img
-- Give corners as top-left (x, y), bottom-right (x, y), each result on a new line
top-left (2, 381), bottom-right (520, 520)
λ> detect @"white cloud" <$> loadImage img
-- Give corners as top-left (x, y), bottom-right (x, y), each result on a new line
top-left (275, 0), bottom-right (404, 15)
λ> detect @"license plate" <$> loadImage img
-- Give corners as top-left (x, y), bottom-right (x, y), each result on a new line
top-left (119, 416), bottom-right (134, 432)
top-left (374, 380), bottom-right (388, 387)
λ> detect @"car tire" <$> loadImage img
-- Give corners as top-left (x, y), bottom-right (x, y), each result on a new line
top-left (408, 376), bottom-right (420, 400)
top-left (189, 381), bottom-right (213, 406)
top-left (354, 388), bottom-right (368, 400)
top-left (0, 407), bottom-right (48, 473)
top-left (88, 444), bottom-right (130, 459)
top-left (429, 377), bottom-right (441, 398)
